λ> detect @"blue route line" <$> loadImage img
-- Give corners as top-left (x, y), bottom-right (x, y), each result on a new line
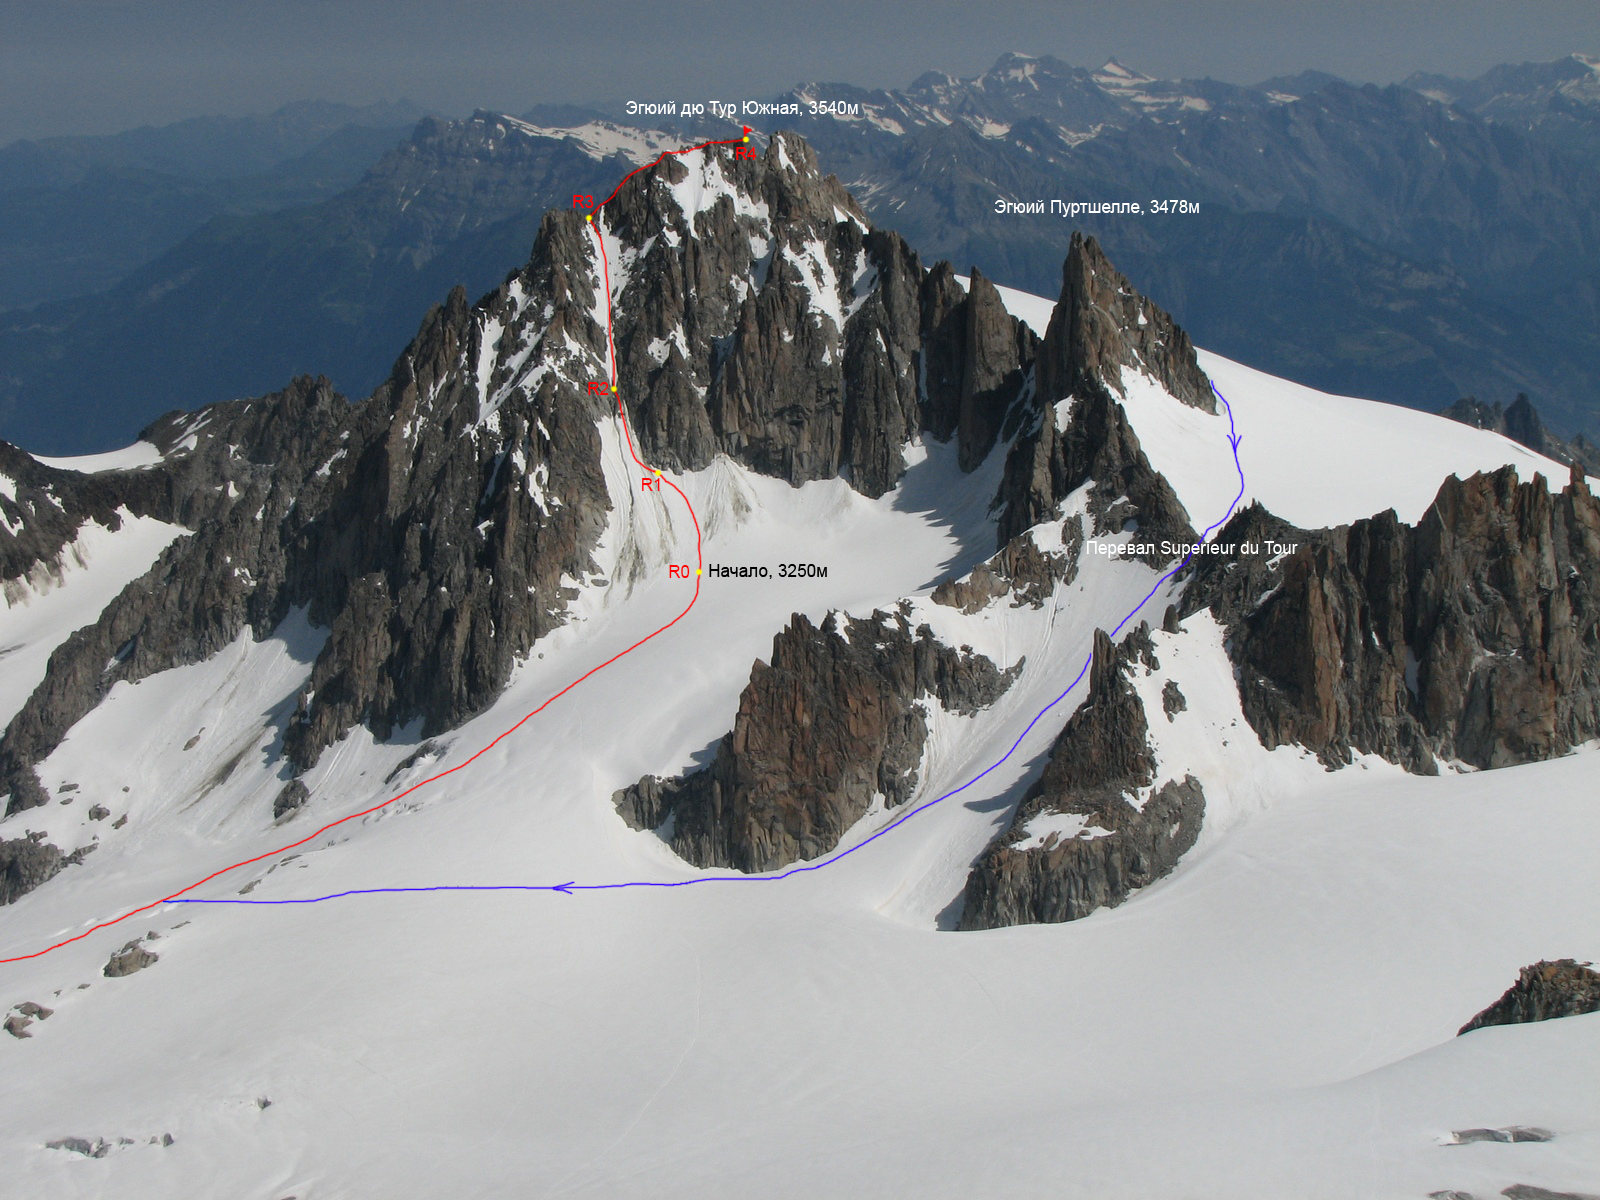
top-left (175, 383), bottom-right (1247, 906)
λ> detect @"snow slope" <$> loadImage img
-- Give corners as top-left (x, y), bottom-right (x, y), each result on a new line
top-left (498, 115), bottom-right (684, 166)
top-left (1, 283), bottom-right (1595, 1199)
top-left (964, 271), bottom-right (1593, 529)
top-left (0, 512), bottom-right (185, 729)
top-left (30, 443), bottom-right (165, 474)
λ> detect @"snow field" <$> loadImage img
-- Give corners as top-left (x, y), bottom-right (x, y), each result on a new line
top-left (30, 442), bottom-right (166, 474)
top-left (2, 221), bottom-right (1597, 1199)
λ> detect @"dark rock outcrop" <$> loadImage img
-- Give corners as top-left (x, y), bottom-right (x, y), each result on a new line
top-left (1498, 1185), bottom-right (1600, 1200)
top-left (272, 780), bottom-right (309, 820)
top-left (102, 939), bottom-right (158, 977)
top-left (0, 835), bottom-right (63, 904)
top-left (1459, 959), bottom-right (1600, 1034)
top-left (1185, 467), bottom-right (1600, 770)
top-left (1441, 393), bottom-right (1595, 476)
top-left (615, 609), bottom-right (1017, 873)
top-left (1449, 1127), bottom-right (1554, 1144)
top-left (1161, 679), bottom-right (1186, 719)
top-left (45, 1137), bottom-right (112, 1158)
top-left (919, 264), bottom-right (1036, 471)
top-left (995, 233), bottom-right (1202, 558)
top-left (959, 626), bottom-right (1205, 929)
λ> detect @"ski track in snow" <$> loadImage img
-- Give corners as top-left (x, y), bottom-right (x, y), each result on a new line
top-left (0, 138), bottom-right (1250, 951)
top-left (167, 384), bottom-right (1249, 909)
top-left (0, 140), bottom-right (744, 966)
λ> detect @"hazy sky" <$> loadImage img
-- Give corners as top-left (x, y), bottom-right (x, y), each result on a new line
top-left (3, 0), bottom-right (1596, 144)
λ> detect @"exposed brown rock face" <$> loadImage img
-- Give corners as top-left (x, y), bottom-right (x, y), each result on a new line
top-left (1459, 959), bottom-right (1600, 1034)
top-left (959, 626), bottom-right (1204, 929)
top-left (1186, 467), bottom-right (1600, 770)
top-left (1413, 468), bottom-right (1600, 765)
top-left (614, 610), bottom-right (1017, 873)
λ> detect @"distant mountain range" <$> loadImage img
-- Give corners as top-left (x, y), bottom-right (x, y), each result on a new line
top-left (764, 54), bottom-right (1600, 443)
top-left (0, 100), bottom-right (424, 310)
top-left (0, 54), bottom-right (1596, 454)
top-left (1404, 52), bottom-right (1600, 158)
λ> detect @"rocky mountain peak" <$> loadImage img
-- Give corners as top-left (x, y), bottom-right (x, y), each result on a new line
top-left (594, 130), bottom-right (920, 493)
top-left (1095, 59), bottom-right (1145, 80)
top-left (1039, 232), bottom-right (1214, 413)
top-left (1184, 464), bottom-right (1600, 772)
top-left (959, 624), bottom-right (1205, 929)
top-left (0, 128), bottom-right (1252, 912)
top-left (993, 231), bottom-right (1204, 555)
top-left (1439, 392), bottom-right (1594, 475)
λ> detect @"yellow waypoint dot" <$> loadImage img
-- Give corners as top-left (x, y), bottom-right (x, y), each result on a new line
top-left (653, 470), bottom-right (661, 477)
top-left (695, 568), bottom-right (702, 575)
top-left (610, 384), bottom-right (617, 392)
top-left (585, 214), bottom-right (592, 222)
top-left (743, 136), bottom-right (750, 143)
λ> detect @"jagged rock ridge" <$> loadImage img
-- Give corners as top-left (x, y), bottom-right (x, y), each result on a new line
top-left (0, 444), bottom-right (173, 597)
top-left (611, 228), bottom-right (1222, 880)
top-left (1440, 392), bottom-right (1596, 476)
top-left (614, 609), bottom-right (1017, 873)
top-left (995, 233), bottom-right (1204, 557)
top-left (0, 130), bottom-right (1091, 902)
top-left (1183, 465), bottom-right (1600, 771)
top-left (959, 625), bottom-right (1204, 930)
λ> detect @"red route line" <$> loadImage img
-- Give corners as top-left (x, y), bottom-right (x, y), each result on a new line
top-left (595, 132), bottom-right (749, 210)
top-left (0, 152), bottom-right (728, 967)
